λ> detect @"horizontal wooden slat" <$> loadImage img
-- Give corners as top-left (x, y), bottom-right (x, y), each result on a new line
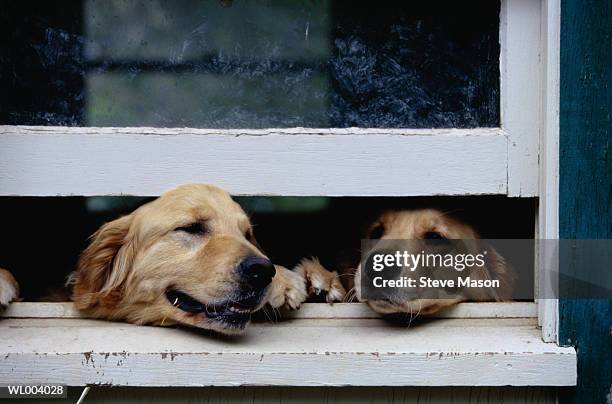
top-left (0, 126), bottom-right (507, 196)
top-left (285, 302), bottom-right (537, 319)
top-left (0, 317), bottom-right (575, 387)
top-left (2, 302), bottom-right (537, 319)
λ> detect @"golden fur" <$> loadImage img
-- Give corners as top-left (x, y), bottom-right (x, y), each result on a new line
top-left (1, 184), bottom-right (308, 335)
top-left (70, 184), bottom-right (309, 334)
top-left (303, 209), bottom-right (513, 316)
top-left (0, 268), bottom-right (19, 309)
top-left (0, 191), bottom-right (512, 329)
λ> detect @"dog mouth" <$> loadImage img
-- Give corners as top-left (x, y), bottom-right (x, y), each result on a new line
top-left (165, 288), bottom-right (262, 328)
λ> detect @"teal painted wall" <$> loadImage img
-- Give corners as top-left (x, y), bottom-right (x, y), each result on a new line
top-left (559, 0), bottom-right (611, 402)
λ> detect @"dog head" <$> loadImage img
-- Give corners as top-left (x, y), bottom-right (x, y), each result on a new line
top-left (355, 209), bottom-right (513, 316)
top-left (71, 184), bottom-right (275, 335)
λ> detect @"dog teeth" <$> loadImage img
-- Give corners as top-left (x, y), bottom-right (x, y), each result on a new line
top-left (228, 305), bottom-right (252, 314)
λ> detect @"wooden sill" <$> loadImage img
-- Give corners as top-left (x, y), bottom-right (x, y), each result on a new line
top-left (2, 301), bottom-right (538, 320)
top-left (0, 303), bottom-right (575, 387)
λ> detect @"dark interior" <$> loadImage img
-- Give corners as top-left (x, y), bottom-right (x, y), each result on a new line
top-left (0, 196), bottom-right (535, 300)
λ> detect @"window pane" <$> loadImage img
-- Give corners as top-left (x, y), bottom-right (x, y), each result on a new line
top-left (1, 0), bottom-right (500, 128)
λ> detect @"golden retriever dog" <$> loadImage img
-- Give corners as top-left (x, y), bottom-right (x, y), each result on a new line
top-left (299, 208), bottom-right (513, 316)
top-left (0, 184), bottom-right (314, 335)
top-left (0, 269), bottom-right (19, 310)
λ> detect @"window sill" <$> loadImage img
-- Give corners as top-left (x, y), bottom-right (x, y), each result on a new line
top-left (0, 303), bottom-right (575, 387)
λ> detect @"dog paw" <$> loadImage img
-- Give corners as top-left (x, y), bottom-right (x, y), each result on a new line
top-left (266, 265), bottom-right (308, 310)
top-left (0, 268), bottom-right (19, 309)
top-left (295, 258), bottom-right (346, 303)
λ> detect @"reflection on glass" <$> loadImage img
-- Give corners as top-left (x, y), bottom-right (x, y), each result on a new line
top-left (3, 0), bottom-right (500, 128)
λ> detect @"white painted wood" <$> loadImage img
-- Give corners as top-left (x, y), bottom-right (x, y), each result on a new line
top-left (0, 2), bottom-right (564, 397)
top-left (433, 302), bottom-right (537, 319)
top-left (0, 126), bottom-right (507, 196)
top-left (500, 0), bottom-right (542, 196)
top-left (1, 302), bottom-right (538, 319)
top-left (0, 317), bottom-right (576, 387)
top-left (0, 126), bottom-right (502, 137)
top-left (537, 0), bottom-right (560, 343)
top-left (2, 302), bottom-right (83, 318)
top-left (279, 302), bottom-right (538, 319)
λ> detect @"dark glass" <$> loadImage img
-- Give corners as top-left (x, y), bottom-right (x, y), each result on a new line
top-left (1, 0), bottom-right (500, 128)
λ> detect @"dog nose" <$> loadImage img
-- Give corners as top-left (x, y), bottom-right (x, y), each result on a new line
top-left (237, 256), bottom-right (276, 290)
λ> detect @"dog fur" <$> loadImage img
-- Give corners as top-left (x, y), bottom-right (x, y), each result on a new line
top-left (303, 208), bottom-right (514, 316)
top-left (1, 184), bottom-right (314, 335)
top-left (0, 269), bottom-right (19, 309)
top-left (0, 193), bottom-right (512, 328)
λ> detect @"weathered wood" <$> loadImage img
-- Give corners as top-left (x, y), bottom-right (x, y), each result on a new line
top-left (0, 317), bottom-right (576, 387)
top-left (0, 126), bottom-right (507, 196)
top-left (1, 302), bottom-right (538, 319)
top-left (558, 0), bottom-right (612, 402)
top-left (538, 0), bottom-right (561, 343)
top-left (501, 0), bottom-right (542, 197)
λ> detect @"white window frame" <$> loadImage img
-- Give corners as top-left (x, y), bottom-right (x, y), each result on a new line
top-left (537, 0), bottom-right (561, 344)
top-left (0, 0), bottom-right (569, 387)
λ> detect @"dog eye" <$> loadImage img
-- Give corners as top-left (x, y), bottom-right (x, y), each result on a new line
top-left (368, 224), bottom-right (385, 239)
top-left (175, 222), bottom-right (206, 235)
top-left (424, 231), bottom-right (445, 240)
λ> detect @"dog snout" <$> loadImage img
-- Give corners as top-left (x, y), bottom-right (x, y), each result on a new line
top-left (237, 256), bottom-right (276, 290)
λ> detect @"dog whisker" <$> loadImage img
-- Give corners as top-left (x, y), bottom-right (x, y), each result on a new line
top-left (344, 287), bottom-right (358, 303)
top-left (404, 299), bottom-right (422, 328)
top-left (261, 306), bottom-right (274, 323)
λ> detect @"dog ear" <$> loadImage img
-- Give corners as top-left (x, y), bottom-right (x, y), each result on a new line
top-left (71, 214), bottom-right (136, 310)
